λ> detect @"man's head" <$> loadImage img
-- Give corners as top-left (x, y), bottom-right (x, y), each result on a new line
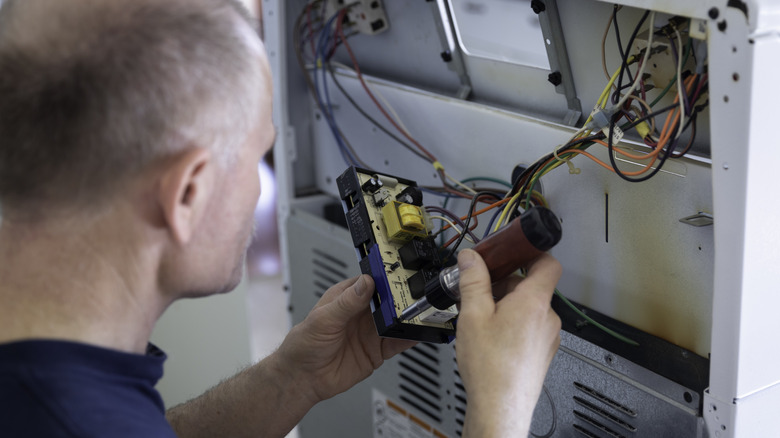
top-left (0, 0), bottom-right (274, 299)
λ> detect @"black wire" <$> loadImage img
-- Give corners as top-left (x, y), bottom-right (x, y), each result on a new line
top-left (613, 10), bottom-right (650, 106)
top-left (612, 5), bottom-right (634, 85)
top-left (326, 61), bottom-right (430, 161)
top-left (510, 101), bottom-right (678, 197)
top-left (444, 192), bottom-right (499, 262)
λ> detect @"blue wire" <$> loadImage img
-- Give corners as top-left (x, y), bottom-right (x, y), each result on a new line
top-left (420, 187), bottom-right (461, 199)
top-left (483, 205), bottom-right (505, 239)
top-left (313, 14), bottom-right (357, 165)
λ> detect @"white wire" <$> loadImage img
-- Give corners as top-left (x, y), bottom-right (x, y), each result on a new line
top-left (445, 172), bottom-right (477, 194)
top-left (428, 215), bottom-right (475, 244)
top-left (615, 11), bottom-right (657, 110)
top-left (674, 27), bottom-right (686, 139)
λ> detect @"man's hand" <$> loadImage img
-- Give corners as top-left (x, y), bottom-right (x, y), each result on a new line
top-left (274, 275), bottom-right (416, 405)
top-left (168, 275), bottom-right (415, 438)
top-left (455, 249), bottom-right (562, 438)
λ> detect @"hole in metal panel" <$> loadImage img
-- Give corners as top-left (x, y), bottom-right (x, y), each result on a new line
top-left (400, 352), bottom-right (440, 376)
top-left (399, 395), bottom-right (441, 423)
top-left (399, 373), bottom-right (441, 401)
top-left (399, 384), bottom-right (441, 412)
top-left (573, 396), bottom-right (637, 432)
top-left (399, 362), bottom-right (440, 388)
top-left (408, 345), bottom-right (440, 365)
top-left (573, 411), bottom-right (627, 438)
top-left (573, 382), bottom-right (637, 417)
top-left (312, 258), bottom-right (347, 279)
top-left (312, 269), bottom-right (342, 288)
top-left (573, 424), bottom-right (602, 438)
top-left (312, 248), bottom-right (349, 268)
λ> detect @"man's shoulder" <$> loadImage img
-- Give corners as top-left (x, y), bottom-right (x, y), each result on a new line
top-left (0, 340), bottom-right (176, 438)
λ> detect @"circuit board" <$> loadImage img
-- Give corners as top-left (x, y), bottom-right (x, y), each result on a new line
top-left (337, 167), bottom-right (457, 343)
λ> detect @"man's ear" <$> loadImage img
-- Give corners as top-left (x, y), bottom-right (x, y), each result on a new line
top-left (157, 148), bottom-right (214, 245)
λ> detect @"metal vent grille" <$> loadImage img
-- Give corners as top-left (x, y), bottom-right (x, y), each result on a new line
top-left (398, 344), bottom-right (443, 423)
top-left (572, 381), bottom-right (637, 438)
top-left (453, 361), bottom-right (467, 437)
top-left (311, 248), bottom-right (349, 297)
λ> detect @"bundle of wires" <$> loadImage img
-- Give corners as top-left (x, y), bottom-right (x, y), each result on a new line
top-left (294, 3), bottom-right (707, 347)
top-left (493, 10), bottom-right (708, 232)
top-left (293, 0), bottom-right (483, 202)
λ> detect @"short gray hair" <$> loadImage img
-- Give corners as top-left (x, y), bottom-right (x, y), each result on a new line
top-left (0, 0), bottom-right (263, 212)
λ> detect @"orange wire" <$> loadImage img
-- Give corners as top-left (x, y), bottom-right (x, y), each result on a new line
top-left (437, 197), bottom-right (511, 234)
top-left (562, 74), bottom-right (699, 177)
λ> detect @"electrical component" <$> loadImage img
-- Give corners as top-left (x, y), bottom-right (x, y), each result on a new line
top-left (337, 167), bottom-right (451, 343)
top-left (381, 201), bottom-right (427, 242)
top-left (398, 238), bottom-right (439, 270)
top-left (395, 186), bottom-right (423, 206)
top-left (400, 206), bottom-right (563, 321)
top-left (361, 176), bottom-right (382, 194)
top-left (325, 0), bottom-right (390, 36)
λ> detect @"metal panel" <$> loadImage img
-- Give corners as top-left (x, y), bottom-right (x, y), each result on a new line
top-left (267, 0), bottom-right (780, 435)
top-left (309, 71), bottom-right (714, 357)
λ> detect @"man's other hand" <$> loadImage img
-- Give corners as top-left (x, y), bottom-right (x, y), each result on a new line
top-left (274, 275), bottom-right (416, 405)
top-left (455, 249), bottom-right (562, 438)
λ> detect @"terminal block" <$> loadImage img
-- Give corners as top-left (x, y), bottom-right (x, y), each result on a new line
top-left (337, 167), bottom-right (454, 343)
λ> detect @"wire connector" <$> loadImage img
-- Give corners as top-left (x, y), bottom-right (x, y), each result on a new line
top-left (585, 108), bottom-right (614, 131)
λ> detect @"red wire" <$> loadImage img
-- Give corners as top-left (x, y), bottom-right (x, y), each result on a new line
top-left (335, 14), bottom-right (438, 164)
top-left (305, 3), bottom-right (316, 59)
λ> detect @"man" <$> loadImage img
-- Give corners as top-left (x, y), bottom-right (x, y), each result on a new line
top-left (0, 0), bottom-right (562, 437)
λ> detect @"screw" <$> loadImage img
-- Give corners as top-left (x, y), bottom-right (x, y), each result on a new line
top-left (718, 20), bottom-right (727, 32)
top-left (709, 7), bottom-right (719, 19)
top-left (531, 0), bottom-right (546, 14)
top-left (440, 50), bottom-right (453, 63)
top-left (548, 71), bottom-right (562, 86)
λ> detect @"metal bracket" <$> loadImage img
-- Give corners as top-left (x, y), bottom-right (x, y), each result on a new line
top-left (429, 0), bottom-right (472, 100)
top-left (534, 0), bottom-right (583, 126)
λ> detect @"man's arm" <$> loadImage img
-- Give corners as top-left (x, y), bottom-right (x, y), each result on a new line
top-left (455, 249), bottom-right (562, 437)
top-left (166, 275), bottom-right (415, 438)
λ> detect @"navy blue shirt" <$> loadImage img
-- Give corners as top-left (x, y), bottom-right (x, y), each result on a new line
top-left (0, 340), bottom-right (177, 437)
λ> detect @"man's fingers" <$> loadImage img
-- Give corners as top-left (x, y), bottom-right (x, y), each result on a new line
top-left (491, 276), bottom-right (524, 301)
top-left (524, 253), bottom-right (562, 298)
top-left (314, 275), bottom-right (366, 309)
top-left (319, 274), bottom-right (374, 321)
top-left (456, 249), bottom-right (495, 318)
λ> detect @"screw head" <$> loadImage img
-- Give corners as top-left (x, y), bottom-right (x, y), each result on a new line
top-left (440, 50), bottom-right (453, 63)
top-left (709, 7), bottom-right (719, 19)
top-left (548, 71), bottom-right (562, 86)
top-left (531, 0), bottom-right (546, 14)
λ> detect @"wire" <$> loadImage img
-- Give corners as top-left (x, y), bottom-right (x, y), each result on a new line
top-left (444, 192), bottom-right (498, 262)
top-left (335, 18), bottom-right (437, 164)
top-left (614, 11), bottom-right (655, 110)
top-left (294, 5), bottom-right (369, 168)
top-left (428, 215), bottom-right (476, 245)
top-left (327, 63), bottom-right (430, 161)
top-left (554, 289), bottom-right (640, 346)
top-left (426, 206), bottom-right (481, 244)
top-left (611, 5), bottom-right (634, 85)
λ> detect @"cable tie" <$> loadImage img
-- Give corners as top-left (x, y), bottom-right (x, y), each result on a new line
top-left (552, 145), bottom-right (581, 175)
top-left (432, 161), bottom-right (444, 172)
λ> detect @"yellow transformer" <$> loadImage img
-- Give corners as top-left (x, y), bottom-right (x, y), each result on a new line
top-left (381, 201), bottom-right (428, 242)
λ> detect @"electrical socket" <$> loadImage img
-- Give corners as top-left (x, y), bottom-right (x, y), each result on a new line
top-left (325, 0), bottom-right (390, 36)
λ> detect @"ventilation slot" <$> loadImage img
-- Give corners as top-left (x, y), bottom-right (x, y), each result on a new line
top-left (573, 411), bottom-right (627, 438)
top-left (573, 396), bottom-right (637, 433)
top-left (573, 382), bottom-right (637, 417)
top-left (573, 424), bottom-right (602, 438)
top-left (453, 361), bottom-right (467, 437)
top-left (311, 248), bottom-right (348, 297)
top-left (398, 346), bottom-right (443, 424)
